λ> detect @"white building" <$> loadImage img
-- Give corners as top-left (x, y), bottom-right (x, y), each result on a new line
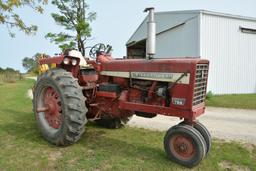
top-left (126, 10), bottom-right (256, 94)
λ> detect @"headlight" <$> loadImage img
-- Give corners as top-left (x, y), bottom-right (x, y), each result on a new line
top-left (71, 59), bottom-right (77, 66)
top-left (63, 57), bottom-right (70, 65)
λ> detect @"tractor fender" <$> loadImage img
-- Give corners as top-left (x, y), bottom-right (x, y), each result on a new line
top-left (39, 56), bottom-right (64, 65)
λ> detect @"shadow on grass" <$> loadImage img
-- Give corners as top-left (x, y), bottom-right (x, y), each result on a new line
top-left (78, 123), bottom-right (178, 167)
top-left (0, 108), bottom-right (178, 168)
top-left (0, 108), bottom-right (51, 146)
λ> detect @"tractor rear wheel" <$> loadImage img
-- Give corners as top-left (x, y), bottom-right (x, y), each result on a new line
top-left (33, 69), bottom-right (87, 146)
top-left (163, 124), bottom-right (206, 168)
top-left (96, 113), bottom-right (131, 129)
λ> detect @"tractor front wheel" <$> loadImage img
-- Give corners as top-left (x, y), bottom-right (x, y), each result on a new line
top-left (33, 69), bottom-right (87, 146)
top-left (163, 124), bottom-right (207, 168)
top-left (193, 122), bottom-right (211, 156)
top-left (179, 121), bottom-right (211, 156)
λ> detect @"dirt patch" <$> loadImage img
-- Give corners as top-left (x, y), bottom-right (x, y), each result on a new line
top-left (48, 151), bottom-right (62, 162)
top-left (240, 143), bottom-right (256, 153)
top-left (67, 157), bottom-right (78, 166)
top-left (218, 160), bottom-right (251, 171)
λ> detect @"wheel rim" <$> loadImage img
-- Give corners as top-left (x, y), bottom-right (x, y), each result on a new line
top-left (169, 135), bottom-right (195, 161)
top-left (37, 86), bottom-right (62, 129)
top-left (44, 87), bottom-right (62, 129)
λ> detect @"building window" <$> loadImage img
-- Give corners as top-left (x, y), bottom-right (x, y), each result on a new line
top-left (240, 26), bottom-right (256, 34)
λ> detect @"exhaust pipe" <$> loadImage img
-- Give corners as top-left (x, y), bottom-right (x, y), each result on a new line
top-left (144, 7), bottom-right (156, 59)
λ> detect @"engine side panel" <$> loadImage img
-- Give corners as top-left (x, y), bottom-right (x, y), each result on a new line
top-left (82, 57), bottom-right (209, 122)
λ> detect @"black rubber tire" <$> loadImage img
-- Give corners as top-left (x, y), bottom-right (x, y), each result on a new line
top-left (33, 68), bottom-right (87, 146)
top-left (179, 121), bottom-right (211, 156)
top-left (96, 114), bottom-right (131, 129)
top-left (163, 124), bottom-right (207, 168)
top-left (193, 122), bottom-right (211, 156)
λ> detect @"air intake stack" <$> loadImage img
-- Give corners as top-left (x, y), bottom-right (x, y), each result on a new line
top-left (144, 7), bottom-right (156, 59)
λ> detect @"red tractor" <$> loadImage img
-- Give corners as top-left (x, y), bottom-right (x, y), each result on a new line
top-left (33, 8), bottom-right (210, 167)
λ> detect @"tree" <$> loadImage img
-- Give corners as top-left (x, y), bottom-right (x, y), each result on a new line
top-left (5, 67), bottom-right (17, 72)
top-left (45, 0), bottom-right (96, 56)
top-left (0, 0), bottom-right (47, 37)
top-left (22, 53), bottom-right (48, 74)
top-left (22, 57), bottom-right (36, 72)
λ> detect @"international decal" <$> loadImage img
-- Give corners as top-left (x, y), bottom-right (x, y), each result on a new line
top-left (131, 72), bottom-right (174, 79)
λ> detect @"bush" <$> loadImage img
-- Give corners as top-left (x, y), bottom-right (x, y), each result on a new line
top-left (206, 91), bottom-right (214, 99)
top-left (0, 67), bottom-right (23, 83)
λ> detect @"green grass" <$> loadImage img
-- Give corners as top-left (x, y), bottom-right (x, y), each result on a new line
top-left (0, 79), bottom-right (256, 170)
top-left (206, 94), bottom-right (256, 109)
top-left (23, 72), bottom-right (38, 77)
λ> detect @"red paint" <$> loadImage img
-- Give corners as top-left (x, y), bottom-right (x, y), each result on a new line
top-left (39, 56), bottom-right (64, 65)
top-left (96, 91), bottom-right (117, 98)
top-left (43, 87), bottom-right (62, 129)
top-left (39, 52), bottom-right (209, 124)
top-left (170, 135), bottom-right (195, 160)
top-left (78, 75), bottom-right (98, 86)
top-left (112, 77), bottom-right (128, 88)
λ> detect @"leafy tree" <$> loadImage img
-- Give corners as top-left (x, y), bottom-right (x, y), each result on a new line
top-left (0, 0), bottom-right (47, 37)
top-left (5, 67), bottom-right (17, 72)
top-left (0, 67), bottom-right (18, 73)
top-left (45, 0), bottom-right (96, 56)
top-left (22, 53), bottom-right (48, 74)
top-left (22, 57), bottom-right (36, 72)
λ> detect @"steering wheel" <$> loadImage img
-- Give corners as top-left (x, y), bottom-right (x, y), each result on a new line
top-left (89, 43), bottom-right (106, 59)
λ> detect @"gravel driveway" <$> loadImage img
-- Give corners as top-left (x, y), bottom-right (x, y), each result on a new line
top-left (128, 107), bottom-right (256, 144)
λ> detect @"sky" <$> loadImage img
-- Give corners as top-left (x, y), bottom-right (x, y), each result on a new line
top-left (1, 0), bottom-right (256, 72)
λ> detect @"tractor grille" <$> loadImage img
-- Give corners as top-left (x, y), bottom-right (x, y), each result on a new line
top-left (193, 64), bottom-right (209, 106)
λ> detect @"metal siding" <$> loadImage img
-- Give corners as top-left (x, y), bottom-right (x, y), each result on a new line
top-left (155, 16), bottom-right (200, 58)
top-left (127, 12), bottom-right (199, 45)
top-left (201, 14), bottom-right (256, 94)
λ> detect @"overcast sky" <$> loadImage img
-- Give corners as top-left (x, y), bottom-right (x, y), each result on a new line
top-left (1, 0), bottom-right (256, 72)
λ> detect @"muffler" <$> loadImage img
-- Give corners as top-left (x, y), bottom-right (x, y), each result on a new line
top-left (144, 7), bottom-right (156, 59)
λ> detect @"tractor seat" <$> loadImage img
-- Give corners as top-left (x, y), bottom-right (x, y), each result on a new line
top-left (66, 50), bottom-right (90, 67)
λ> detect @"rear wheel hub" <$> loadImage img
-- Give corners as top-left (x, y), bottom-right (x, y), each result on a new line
top-left (43, 87), bottom-right (62, 129)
